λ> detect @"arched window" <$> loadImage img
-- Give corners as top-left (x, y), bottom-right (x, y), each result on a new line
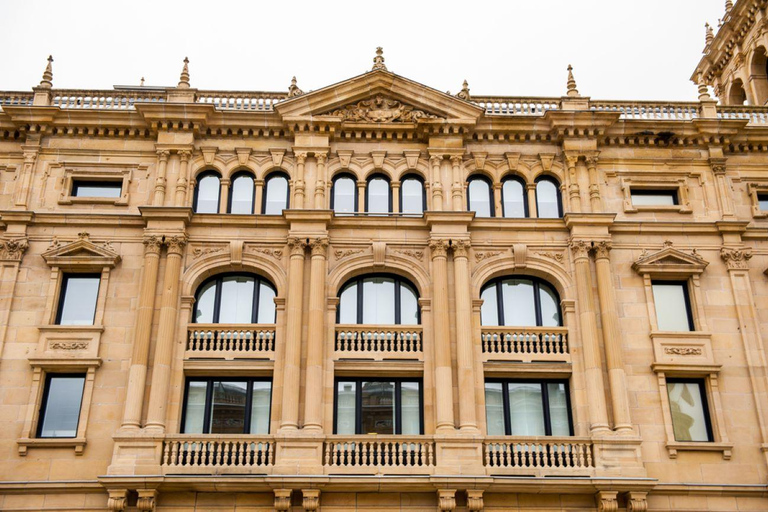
top-left (331, 173), bottom-right (357, 214)
top-left (262, 172), bottom-right (289, 215)
top-left (229, 171), bottom-right (255, 214)
top-left (338, 274), bottom-right (419, 325)
top-left (535, 177), bottom-right (562, 219)
top-left (194, 273), bottom-right (276, 324)
top-left (467, 176), bottom-right (494, 218)
top-left (400, 174), bottom-right (425, 215)
top-left (366, 174), bottom-right (391, 214)
top-left (502, 177), bottom-right (527, 218)
top-left (194, 171), bottom-right (221, 214)
top-left (728, 79), bottom-right (748, 106)
top-left (480, 277), bottom-right (561, 327)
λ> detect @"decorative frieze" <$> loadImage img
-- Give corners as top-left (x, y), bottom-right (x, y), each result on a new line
top-left (326, 94), bottom-right (442, 123)
top-left (663, 346), bottom-right (703, 356)
top-left (474, 250), bottom-right (502, 263)
top-left (334, 248), bottom-right (365, 260)
top-left (247, 246), bottom-right (284, 259)
top-left (535, 250), bottom-right (565, 263)
top-left (189, 245), bottom-right (225, 260)
top-left (395, 248), bottom-right (424, 261)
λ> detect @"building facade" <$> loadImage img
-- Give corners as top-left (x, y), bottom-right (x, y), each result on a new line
top-left (2, 3), bottom-right (768, 510)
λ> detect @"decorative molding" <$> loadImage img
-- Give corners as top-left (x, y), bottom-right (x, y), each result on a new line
top-left (248, 246), bottom-right (284, 259)
top-left (372, 241), bottom-right (386, 266)
top-left (452, 240), bottom-right (471, 259)
top-left (664, 346), bottom-right (703, 356)
top-left (334, 248), bottom-right (365, 260)
top-left (143, 235), bottom-right (162, 255)
top-left (569, 239), bottom-right (591, 260)
top-left (437, 489), bottom-right (457, 511)
top-left (325, 94), bottom-right (442, 123)
top-left (596, 491), bottom-right (618, 512)
top-left (287, 237), bottom-right (308, 257)
top-left (633, 240), bottom-right (708, 275)
top-left (310, 237), bottom-right (329, 257)
top-left (466, 490), bottom-right (484, 512)
top-left (136, 490), bottom-right (157, 512)
top-left (429, 239), bottom-right (450, 259)
top-left (395, 249), bottom-right (424, 261)
top-left (190, 245), bottom-right (225, 260)
top-left (535, 251), bottom-right (565, 263)
top-left (593, 241), bottom-right (612, 260)
top-left (42, 232), bottom-right (121, 269)
top-left (274, 489), bottom-right (292, 512)
top-left (107, 491), bottom-right (127, 512)
top-left (49, 341), bottom-right (89, 350)
top-left (0, 237), bottom-right (28, 261)
top-left (474, 250), bottom-right (502, 263)
top-left (720, 246), bottom-right (752, 270)
top-left (302, 489), bottom-right (320, 512)
top-left (164, 235), bottom-right (188, 255)
top-left (627, 492), bottom-right (648, 512)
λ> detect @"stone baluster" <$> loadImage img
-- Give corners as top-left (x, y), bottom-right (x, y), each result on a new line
top-left (175, 150), bottom-right (191, 207)
top-left (280, 237), bottom-right (308, 430)
top-left (294, 152), bottom-right (307, 209)
top-left (430, 155), bottom-right (444, 211)
top-left (303, 237), bottom-right (329, 431)
top-left (451, 155), bottom-right (464, 211)
top-left (430, 238), bottom-right (455, 431)
top-left (452, 240), bottom-right (478, 431)
top-left (153, 150), bottom-right (170, 206)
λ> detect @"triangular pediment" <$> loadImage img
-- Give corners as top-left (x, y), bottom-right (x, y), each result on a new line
top-left (632, 242), bottom-right (708, 276)
top-left (43, 232), bottom-right (121, 269)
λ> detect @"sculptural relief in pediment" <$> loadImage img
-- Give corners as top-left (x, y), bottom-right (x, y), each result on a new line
top-left (324, 94), bottom-right (444, 123)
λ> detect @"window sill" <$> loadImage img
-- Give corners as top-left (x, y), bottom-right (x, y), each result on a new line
top-left (625, 205), bottom-right (692, 214)
top-left (666, 441), bottom-right (732, 460)
top-left (58, 197), bottom-right (128, 206)
top-left (17, 437), bottom-right (87, 456)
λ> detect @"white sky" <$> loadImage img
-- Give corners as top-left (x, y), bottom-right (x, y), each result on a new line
top-left (1, 0), bottom-right (727, 101)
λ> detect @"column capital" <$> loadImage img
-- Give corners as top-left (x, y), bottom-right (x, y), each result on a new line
top-left (143, 234), bottom-right (163, 255)
top-left (450, 154), bottom-right (463, 166)
top-left (430, 155), bottom-right (443, 166)
top-left (309, 237), bottom-right (329, 257)
top-left (569, 238), bottom-right (592, 260)
top-left (429, 238), bottom-right (450, 258)
top-left (585, 153), bottom-right (599, 167)
top-left (164, 234), bottom-right (188, 255)
top-left (565, 153), bottom-right (580, 168)
top-left (156, 149), bottom-right (170, 161)
top-left (177, 150), bottom-right (192, 161)
top-left (451, 239), bottom-right (471, 259)
top-left (721, 246), bottom-right (752, 270)
top-left (592, 240), bottom-right (612, 260)
top-left (287, 236), bottom-right (308, 257)
top-left (295, 152), bottom-right (308, 164)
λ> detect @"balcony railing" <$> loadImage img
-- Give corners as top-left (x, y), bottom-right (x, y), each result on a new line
top-left (186, 323), bottom-right (275, 360)
top-left (161, 435), bottom-right (274, 474)
top-left (0, 92), bottom-right (33, 107)
top-left (335, 324), bottom-right (423, 360)
top-left (481, 326), bottom-right (569, 363)
top-left (325, 435), bottom-right (434, 474)
top-left (484, 437), bottom-right (594, 476)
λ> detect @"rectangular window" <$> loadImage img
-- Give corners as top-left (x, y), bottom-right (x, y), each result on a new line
top-left (334, 378), bottom-right (423, 435)
top-left (758, 193), bottom-right (768, 211)
top-left (55, 274), bottom-right (100, 326)
top-left (37, 374), bottom-right (85, 438)
top-left (181, 378), bottom-right (272, 434)
top-left (484, 379), bottom-right (573, 436)
top-left (666, 379), bottom-right (713, 442)
top-left (71, 180), bottom-right (122, 198)
top-left (652, 281), bottom-right (694, 331)
top-left (631, 189), bottom-right (678, 206)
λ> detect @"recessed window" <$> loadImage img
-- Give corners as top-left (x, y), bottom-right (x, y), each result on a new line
top-left (502, 177), bottom-right (527, 218)
top-left (194, 273), bottom-right (276, 324)
top-left (263, 173), bottom-right (289, 215)
top-left (400, 175), bottom-right (425, 215)
top-left (366, 174), bottom-right (391, 214)
top-left (338, 275), bottom-right (419, 325)
top-left (181, 378), bottom-right (272, 434)
top-left (229, 172), bottom-right (255, 214)
top-left (194, 171), bottom-right (221, 213)
top-left (631, 189), bottom-right (678, 206)
top-left (758, 193), bottom-right (768, 211)
top-left (71, 180), bottom-right (122, 198)
top-left (56, 274), bottom-right (100, 325)
top-left (652, 281), bottom-right (694, 331)
top-left (467, 176), bottom-right (494, 218)
top-left (37, 374), bottom-right (85, 438)
top-left (666, 379), bottom-right (713, 442)
top-left (332, 174), bottom-right (357, 214)
top-left (335, 378), bottom-right (422, 435)
top-left (485, 379), bottom-right (572, 436)
top-left (480, 277), bottom-right (561, 327)
top-left (535, 177), bottom-right (562, 218)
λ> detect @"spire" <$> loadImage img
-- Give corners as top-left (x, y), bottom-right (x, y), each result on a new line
top-left (140, 77), bottom-right (145, 87)
top-left (288, 76), bottom-right (304, 98)
top-left (566, 64), bottom-right (580, 97)
top-left (372, 47), bottom-right (387, 71)
top-left (178, 57), bottom-right (190, 88)
top-left (705, 23), bottom-right (714, 46)
top-left (456, 79), bottom-right (471, 101)
top-left (39, 55), bottom-right (53, 89)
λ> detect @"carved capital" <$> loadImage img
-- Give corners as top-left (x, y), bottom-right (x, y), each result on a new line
top-left (156, 150), bottom-right (170, 162)
top-left (450, 155), bottom-right (463, 166)
top-left (467, 490), bottom-right (484, 512)
top-left (585, 154), bottom-right (599, 168)
top-left (302, 489), bottom-right (320, 511)
top-left (315, 152), bottom-right (328, 165)
top-left (107, 490), bottom-right (128, 512)
top-left (711, 163), bottom-right (726, 175)
top-left (295, 152), bottom-right (308, 165)
top-left (177, 150), bottom-right (192, 162)
top-left (429, 238), bottom-right (450, 259)
top-left (309, 237), bottom-right (329, 257)
top-left (569, 239), bottom-right (592, 260)
top-left (143, 235), bottom-right (163, 255)
top-left (627, 492), bottom-right (648, 512)
top-left (136, 490), bottom-right (157, 512)
top-left (437, 489), bottom-right (456, 511)
top-left (0, 238), bottom-right (28, 261)
top-left (565, 154), bottom-right (579, 169)
top-left (287, 237), bottom-right (308, 257)
top-left (596, 491), bottom-right (618, 512)
top-left (274, 489), bottom-right (292, 512)
top-left (430, 155), bottom-right (443, 167)
top-left (164, 235), bottom-right (188, 255)
top-left (592, 241), bottom-right (612, 260)
top-left (451, 239), bottom-right (471, 259)
top-left (721, 246), bottom-right (752, 270)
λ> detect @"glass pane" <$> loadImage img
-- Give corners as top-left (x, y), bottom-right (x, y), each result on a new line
top-left (547, 382), bottom-right (570, 436)
top-left (250, 382), bottom-right (272, 434)
top-left (336, 381), bottom-right (357, 434)
top-left (334, 177), bottom-right (356, 214)
top-left (502, 179), bottom-right (525, 218)
top-left (507, 382), bottom-right (545, 436)
top-left (367, 177), bottom-right (390, 214)
top-left (194, 280), bottom-right (216, 323)
top-left (230, 175), bottom-right (255, 214)
top-left (485, 382), bottom-right (505, 435)
top-left (257, 283), bottom-right (276, 324)
top-left (759, 195), bottom-right (768, 211)
top-left (502, 279), bottom-right (536, 326)
top-left (536, 180), bottom-right (560, 218)
top-left (183, 381), bottom-right (208, 434)
top-left (196, 174), bottom-right (220, 213)
top-left (264, 175), bottom-right (288, 215)
top-left (362, 278), bottom-right (395, 324)
top-left (632, 191), bottom-right (676, 206)
top-left (401, 178), bottom-right (423, 214)
top-left (73, 182), bottom-right (121, 198)
top-left (400, 382), bottom-right (421, 435)
top-left (468, 179), bottom-right (492, 217)
top-left (218, 276), bottom-right (255, 324)
top-left (361, 381), bottom-right (395, 434)
top-left (39, 375), bottom-right (85, 437)
top-left (339, 283), bottom-right (357, 324)
top-left (652, 283), bottom-right (692, 331)
top-left (400, 283), bottom-right (419, 325)
top-left (58, 276), bottom-right (99, 325)
top-left (667, 382), bottom-right (710, 442)
top-left (480, 286), bottom-right (499, 326)
top-left (539, 284), bottom-right (561, 327)
top-left (210, 381), bottom-right (248, 434)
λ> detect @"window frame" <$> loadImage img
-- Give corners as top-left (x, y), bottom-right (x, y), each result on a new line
top-left (480, 276), bottom-right (562, 327)
top-left (71, 180), bottom-right (123, 199)
top-left (485, 378), bottom-right (574, 437)
top-left (227, 171), bottom-right (256, 214)
top-left (193, 170), bottom-right (222, 214)
top-left (35, 372), bottom-right (86, 439)
top-left (665, 377), bottom-right (714, 443)
top-left (365, 173), bottom-right (392, 214)
top-left (331, 173), bottom-right (358, 214)
top-left (333, 377), bottom-right (424, 435)
top-left (398, 174), bottom-right (426, 215)
top-left (466, 175), bottom-right (495, 218)
top-left (630, 188), bottom-right (680, 207)
top-left (501, 176), bottom-right (528, 218)
top-left (55, 273), bottom-right (101, 326)
top-left (180, 377), bottom-right (273, 435)
top-left (192, 272), bottom-right (277, 324)
top-left (337, 273), bottom-right (421, 325)
top-left (651, 279), bottom-right (695, 332)
top-left (534, 176), bottom-right (563, 219)
top-left (261, 171), bottom-right (291, 215)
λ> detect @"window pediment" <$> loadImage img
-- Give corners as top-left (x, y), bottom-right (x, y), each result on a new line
top-left (42, 233), bottom-right (121, 270)
top-left (632, 241), bottom-right (708, 277)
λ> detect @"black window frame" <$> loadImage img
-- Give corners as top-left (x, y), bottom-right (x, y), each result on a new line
top-left (485, 378), bottom-right (574, 437)
top-left (651, 280), bottom-right (695, 331)
top-left (193, 170), bottom-right (222, 214)
top-left (55, 272), bottom-right (101, 325)
top-left (534, 176), bottom-right (563, 218)
top-left (227, 170), bottom-right (256, 214)
top-left (180, 377), bottom-right (273, 435)
top-left (630, 188), bottom-right (680, 206)
top-left (365, 173), bottom-right (392, 214)
top-left (261, 171), bottom-right (291, 215)
top-left (398, 174), bottom-right (426, 215)
top-left (71, 180), bottom-right (122, 198)
top-left (501, 175), bottom-right (529, 218)
top-left (333, 377), bottom-right (424, 435)
top-left (480, 276), bottom-right (562, 327)
top-left (330, 172), bottom-right (358, 213)
top-left (193, 272), bottom-right (277, 324)
top-left (466, 175), bottom-right (495, 217)
top-left (665, 377), bottom-right (714, 442)
top-left (337, 273), bottom-right (421, 325)
top-left (36, 372), bottom-right (86, 439)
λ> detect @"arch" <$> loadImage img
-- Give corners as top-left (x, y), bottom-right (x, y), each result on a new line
top-left (182, 252), bottom-right (287, 300)
top-left (331, 172), bottom-right (358, 214)
top-left (228, 170), bottom-right (256, 214)
top-left (262, 171), bottom-right (290, 214)
top-left (328, 255), bottom-right (431, 301)
top-left (479, 275), bottom-right (562, 327)
top-left (535, 176), bottom-right (563, 218)
top-left (366, 173), bottom-right (392, 213)
top-left (337, 272), bottom-right (420, 325)
top-left (392, 158), bottom-right (429, 182)
top-left (192, 272), bottom-right (277, 324)
top-left (750, 46), bottom-right (768, 105)
top-left (728, 79), bottom-right (748, 106)
top-left (361, 165), bottom-right (395, 181)
top-left (399, 173), bottom-right (426, 214)
top-left (471, 254), bottom-right (574, 303)
top-left (467, 174), bottom-right (495, 217)
top-left (501, 175), bottom-right (528, 218)
top-left (193, 170), bottom-right (221, 214)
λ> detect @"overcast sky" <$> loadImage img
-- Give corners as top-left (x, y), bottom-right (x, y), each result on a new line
top-left (1, 0), bottom-right (727, 101)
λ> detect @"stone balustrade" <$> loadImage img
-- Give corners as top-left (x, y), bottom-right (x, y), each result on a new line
top-left (335, 324), bottom-right (423, 360)
top-left (0, 92), bottom-right (33, 107)
top-left (484, 437), bottom-right (594, 476)
top-left (472, 96), bottom-right (559, 115)
top-left (590, 100), bottom-right (700, 120)
top-left (480, 326), bottom-right (569, 362)
top-left (196, 91), bottom-right (288, 111)
top-left (52, 89), bottom-right (165, 109)
top-left (161, 435), bottom-right (274, 474)
top-left (186, 324), bottom-right (275, 359)
top-left (717, 105), bottom-right (768, 124)
top-left (324, 436), bottom-right (435, 474)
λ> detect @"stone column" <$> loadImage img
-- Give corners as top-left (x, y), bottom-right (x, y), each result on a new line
top-left (14, 146), bottom-right (39, 208)
top-left (315, 153), bottom-right (327, 209)
top-left (280, 237), bottom-right (307, 430)
top-left (569, 239), bottom-right (609, 434)
top-left (451, 240), bottom-right (478, 431)
top-left (357, 180), bottom-right (366, 213)
top-left (430, 238), bottom-right (455, 431)
top-left (294, 152), bottom-right (307, 209)
top-left (391, 181), bottom-right (401, 213)
top-left (565, 154), bottom-right (581, 213)
top-left (526, 183), bottom-right (538, 218)
top-left (592, 241), bottom-right (633, 433)
top-left (451, 155), bottom-right (464, 211)
top-left (712, 161), bottom-right (735, 219)
top-left (493, 183), bottom-right (503, 217)
top-left (430, 156), bottom-right (444, 211)
top-left (175, 150), bottom-right (191, 207)
top-left (303, 237), bottom-right (328, 431)
top-left (144, 235), bottom-right (187, 431)
top-left (121, 235), bottom-right (163, 428)
top-left (586, 154), bottom-right (602, 213)
top-left (152, 150), bottom-right (169, 206)
top-left (254, 179), bottom-right (264, 214)
top-left (219, 178), bottom-right (230, 214)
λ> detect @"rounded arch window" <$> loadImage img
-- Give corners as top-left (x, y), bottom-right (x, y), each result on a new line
top-left (194, 273), bottom-right (276, 324)
top-left (366, 174), bottom-right (391, 214)
top-left (480, 277), bottom-right (561, 327)
top-left (467, 176), bottom-right (494, 218)
top-left (338, 274), bottom-right (419, 325)
top-left (400, 174), bottom-right (425, 215)
top-left (728, 80), bottom-right (747, 106)
top-left (262, 172), bottom-right (289, 215)
top-left (502, 176), bottom-right (527, 218)
top-left (194, 171), bottom-right (221, 214)
top-left (535, 177), bottom-right (562, 219)
top-left (331, 173), bottom-right (357, 214)
top-left (229, 171), bottom-right (255, 214)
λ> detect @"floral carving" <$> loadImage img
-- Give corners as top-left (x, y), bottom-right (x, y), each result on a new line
top-left (535, 251), bottom-right (564, 263)
top-left (334, 248), bottom-right (365, 260)
top-left (143, 235), bottom-right (162, 254)
top-left (429, 239), bottom-right (450, 258)
top-left (396, 249), bottom-right (424, 261)
top-left (287, 237), bottom-right (308, 257)
top-left (49, 341), bottom-right (89, 350)
top-left (592, 241), bottom-right (612, 260)
top-left (720, 247), bottom-right (752, 270)
top-left (190, 245), bottom-right (225, 260)
top-left (664, 347), bottom-right (702, 356)
top-left (327, 94), bottom-right (441, 123)
top-left (569, 239), bottom-right (592, 260)
top-left (0, 238), bottom-right (28, 261)
top-left (249, 246), bottom-right (284, 259)
top-left (452, 240), bottom-right (471, 259)
top-left (474, 250), bottom-right (502, 263)
top-left (164, 235), bottom-right (188, 255)
top-left (310, 237), bottom-right (329, 257)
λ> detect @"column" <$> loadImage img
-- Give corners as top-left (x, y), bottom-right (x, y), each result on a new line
top-left (391, 181), bottom-right (401, 213)
top-left (357, 180), bottom-right (366, 212)
top-left (294, 152), bottom-right (307, 209)
top-left (280, 237), bottom-right (307, 430)
top-left (255, 179), bottom-right (265, 213)
top-left (712, 162), bottom-right (735, 219)
top-left (569, 239), bottom-right (609, 434)
top-left (14, 147), bottom-right (39, 208)
top-left (315, 153), bottom-right (328, 209)
top-left (219, 179), bottom-right (231, 214)
top-left (430, 238), bottom-right (455, 431)
top-left (153, 150), bottom-right (169, 206)
top-left (451, 240), bottom-right (478, 431)
top-left (0, 237), bottom-right (28, 359)
top-left (121, 235), bottom-right (163, 428)
top-left (303, 237), bottom-right (328, 431)
top-left (145, 235), bottom-right (187, 430)
top-left (493, 183), bottom-right (502, 217)
top-left (175, 150), bottom-right (191, 207)
top-left (526, 183), bottom-right (538, 218)
top-left (430, 156), bottom-right (444, 211)
top-left (586, 154), bottom-right (602, 213)
top-left (592, 241), bottom-right (633, 433)
top-left (565, 154), bottom-right (581, 213)
top-left (451, 155), bottom-right (464, 211)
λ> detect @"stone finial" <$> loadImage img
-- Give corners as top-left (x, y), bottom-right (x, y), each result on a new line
top-left (456, 80), bottom-right (471, 101)
top-left (372, 46), bottom-right (387, 71)
top-left (39, 55), bottom-right (53, 89)
top-left (697, 75), bottom-right (712, 101)
top-left (705, 23), bottom-right (714, 46)
top-left (725, 0), bottom-right (733, 13)
top-left (288, 76), bottom-right (304, 97)
top-left (566, 64), bottom-right (580, 97)
top-left (140, 77), bottom-right (145, 87)
top-left (178, 57), bottom-right (190, 88)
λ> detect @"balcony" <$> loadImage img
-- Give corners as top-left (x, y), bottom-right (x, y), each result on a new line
top-left (481, 326), bottom-right (569, 363)
top-left (186, 324), bottom-right (275, 360)
top-left (484, 437), bottom-right (594, 476)
top-left (161, 435), bottom-right (274, 474)
top-left (335, 325), bottom-right (423, 361)
top-left (324, 435), bottom-right (434, 475)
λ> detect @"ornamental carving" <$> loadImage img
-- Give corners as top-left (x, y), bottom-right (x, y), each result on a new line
top-left (569, 239), bottom-right (592, 260)
top-left (596, 492), bottom-right (618, 512)
top-left (429, 239), bottom-right (450, 258)
top-left (720, 247), bottom-right (752, 270)
top-left (452, 240), bottom-right (471, 259)
top-left (274, 490), bottom-right (291, 512)
top-left (164, 235), bottom-right (188, 255)
top-left (395, 249), bottom-right (424, 261)
top-left (0, 238), bottom-right (28, 261)
top-left (474, 250), bottom-right (502, 263)
top-left (190, 245), bottom-right (225, 260)
top-left (437, 490), bottom-right (457, 511)
top-left (326, 94), bottom-right (442, 123)
top-left (107, 493), bottom-right (127, 512)
top-left (143, 235), bottom-right (163, 254)
top-left (136, 495), bottom-right (155, 512)
top-left (627, 493), bottom-right (648, 512)
top-left (535, 251), bottom-right (565, 263)
top-left (664, 347), bottom-right (703, 356)
top-left (334, 248), bottom-right (365, 260)
top-left (310, 237), bottom-right (329, 257)
top-left (287, 237), bottom-right (308, 257)
top-left (249, 246), bottom-right (284, 259)
top-left (302, 491), bottom-right (320, 512)
top-left (593, 241), bottom-right (612, 260)
top-left (49, 341), bottom-right (89, 350)
top-left (466, 491), bottom-right (484, 512)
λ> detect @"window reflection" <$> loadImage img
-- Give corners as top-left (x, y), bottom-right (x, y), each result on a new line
top-left (338, 275), bottom-right (419, 325)
top-left (182, 379), bottom-right (272, 435)
top-left (335, 379), bottom-right (422, 435)
top-left (195, 172), bottom-right (221, 213)
top-left (480, 277), bottom-right (561, 327)
top-left (667, 380), bottom-right (712, 442)
top-left (536, 178), bottom-right (561, 218)
top-left (230, 173), bottom-right (255, 214)
top-left (367, 176), bottom-right (390, 214)
top-left (333, 175), bottom-right (356, 214)
top-left (57, 274), bottom-right (100, 326)
top-left (468, 177), bottom-right (493, 217)
top-left (400, 176), bottom-right (424, 214)
top-left (264, 174), bottom-right (289, 214)
top-left (502, 178), bottom-right (526, 218)
top-left (38, 375), bottom-right (85, 438)
top-left (484, 379), bottom-right (572, 436)
top-left (193, 274), bottom-right (276, 324)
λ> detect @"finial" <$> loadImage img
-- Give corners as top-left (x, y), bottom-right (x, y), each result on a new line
top-left (566, 64), bottom-right (580, 97)
top-left (697, 73), bottom-right (712, 101)
top-left (178, 57), bottom-right (190, 88)
top-left (372, 47), bottom-right (387, 71)
top-left (705, 23), bottom-right (714, 46)
top-left (288, 76), bottom-right (304, 98)
top-left (39, 55), bottom-right (53, 89)
top-left (725, 0), bottom-right (733, 13)
top-left (140, 77), bottom-right (145, 87)
top-left (456, 79), bottom-right (471, 101)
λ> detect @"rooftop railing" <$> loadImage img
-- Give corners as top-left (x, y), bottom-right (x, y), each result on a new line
top-left (52, 89), bottom-right (166, 109)
top-left (590, 100), bottom-right (700, 120)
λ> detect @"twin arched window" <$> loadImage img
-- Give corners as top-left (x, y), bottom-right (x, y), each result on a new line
top-left (331, 173), bottom-right (425, 215)
top-left (194, 273), bottom-right (277, 324)
top-left (467, 175), bottom-right (562, 218)
top-left (480, 277), bottom-right (561, 327)
top-left (338, 274), bottom-right (420, 325)
top-left (193, 170), bottom-right (289, 215)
